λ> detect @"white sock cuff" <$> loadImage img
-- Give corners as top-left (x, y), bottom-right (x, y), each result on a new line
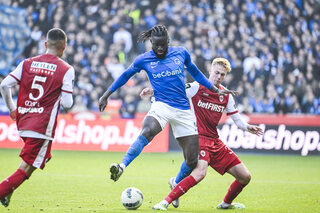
top-left (120, 163), bottom-right (126, 170)
top-left (174, 177), bottom-right (178, 186)
top-left (160, 200), bottom-right (169, 206)
top-left (221, 201), bottom-right (231, 206)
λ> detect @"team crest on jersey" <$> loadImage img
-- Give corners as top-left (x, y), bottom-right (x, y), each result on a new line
top-left (219, 95), bottom-right (224, 102)
top-left (174, 58), bottom-right (181, 65)
top-left (200, 150), bottom-right (206, 157)
top-left (150, 61), bottom-right (159, 68)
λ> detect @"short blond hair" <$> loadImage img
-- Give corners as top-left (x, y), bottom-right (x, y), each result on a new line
top-left (211, 58), bottom-right (231, 72)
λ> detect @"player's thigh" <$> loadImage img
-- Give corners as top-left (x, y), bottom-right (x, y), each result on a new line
top-left (202, 137), bottom-right (242, 175)
top-left (170, 108), bottom-right (197, 138)
top-left (145, 101), bottom-right (170, 129)
top-left (141, 115), bottom-right (162, 141)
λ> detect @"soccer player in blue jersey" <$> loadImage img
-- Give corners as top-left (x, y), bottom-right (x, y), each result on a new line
top-left (98, 25), bottom-right (237, 182)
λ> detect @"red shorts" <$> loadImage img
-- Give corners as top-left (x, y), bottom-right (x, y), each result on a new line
top-left (198, 135), bottom-right (241, 175)
top-left (20, 137), bottom-right (52, 169)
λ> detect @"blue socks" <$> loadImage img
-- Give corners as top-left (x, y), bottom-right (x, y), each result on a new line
top-left (121, 135), bottom-right (149, 167)
top-left (121, 135), bottom-right (192, 184)
top-left (175, 160), bottom-right (192, 184)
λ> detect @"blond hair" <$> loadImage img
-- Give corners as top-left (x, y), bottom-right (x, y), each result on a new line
top-left (211, 58), bottom-right (231, 72)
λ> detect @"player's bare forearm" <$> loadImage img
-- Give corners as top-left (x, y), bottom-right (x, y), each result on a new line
top-left (210, 85), bottom-right (239, 96)
top-left (210, 85), bottom-right (219, 93)
top-left (98, 89), bottom-right (113, 112)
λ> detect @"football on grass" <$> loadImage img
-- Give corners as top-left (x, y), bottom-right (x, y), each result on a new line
top-left (121, 187), bottom-right (143, 210)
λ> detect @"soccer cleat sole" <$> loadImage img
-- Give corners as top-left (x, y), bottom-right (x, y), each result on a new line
top-left (110, 163), bottom-right (122, 181)
top-left (0, 193), bottom-right (12, 208)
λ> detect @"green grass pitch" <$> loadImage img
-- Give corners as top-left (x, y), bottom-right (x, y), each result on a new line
top-left (0, 148), bottom-right (319, 212)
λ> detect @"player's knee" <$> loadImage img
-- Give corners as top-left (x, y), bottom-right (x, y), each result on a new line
top-left (192, 170), bottom-right (206, 182)
top-left (186, 158), bottom-right (198, 170)
top-left (245, 172), bottom-right (252, 184)
top-left (240, 172), bottom-right (251, 185)
top-left (141, 127), bottom-right (154, 141)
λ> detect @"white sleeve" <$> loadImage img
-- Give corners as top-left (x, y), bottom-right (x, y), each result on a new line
top-left (230, 113), bottom-right (248, 131)
top-left (186, 82), bottom-right (200, 98)
top-left (0, 75), bottom-right (18, 111)
top-left (60, 67), bottom-right (74, 109)
top-left (0, 61), bottom-right (24, 111)
top-left (225, 94), bottom-right (238, 115)
top-left (10, 60), bottom-right (24, 81)
top-left (61, 92), bottom-right (73, 109)
top-left (61, 67), bottom-right (75, 93)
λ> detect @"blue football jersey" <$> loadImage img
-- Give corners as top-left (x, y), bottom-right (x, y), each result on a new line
top-left (109, 46), bottom-right (213, 110)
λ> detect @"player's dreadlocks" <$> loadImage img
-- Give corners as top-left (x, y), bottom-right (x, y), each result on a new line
top-left (138, 25), bottom-right (168, 43)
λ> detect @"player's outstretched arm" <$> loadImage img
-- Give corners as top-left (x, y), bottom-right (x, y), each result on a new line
top-left (98, 89), bottom-right (113, 112)
top-left (212, 86), bottom-right (239, 96)
top-left (230, 113), bottom-right (264, 136)
top-left (99, 61), bottom-right (141, 112)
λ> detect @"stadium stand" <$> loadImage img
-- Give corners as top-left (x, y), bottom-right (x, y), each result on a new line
top-left (1, 0), bottom-right (320, 116)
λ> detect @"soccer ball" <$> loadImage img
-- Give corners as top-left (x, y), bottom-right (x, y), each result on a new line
top-left (121, 187), bottom-right (143, 210)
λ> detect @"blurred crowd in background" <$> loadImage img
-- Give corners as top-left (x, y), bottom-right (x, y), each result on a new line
top-left (1, 0), bottom-right (320, 117)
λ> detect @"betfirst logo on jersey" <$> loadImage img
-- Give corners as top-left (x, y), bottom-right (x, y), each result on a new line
top-left (30, 61), bottom-right (57, 76)
top-left (152, 68), bottom-right (183, 78)
top-left (197, 99), bottom-right (225, 112)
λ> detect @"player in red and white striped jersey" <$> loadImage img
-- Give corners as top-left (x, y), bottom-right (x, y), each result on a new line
top-left (0, 28), bottom-right (74, 207)
top-left (142, 58), bottom-right (263, 210)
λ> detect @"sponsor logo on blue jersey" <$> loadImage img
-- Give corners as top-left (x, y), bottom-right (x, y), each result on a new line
top-left (152, 68), bottom-right (183, 78)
